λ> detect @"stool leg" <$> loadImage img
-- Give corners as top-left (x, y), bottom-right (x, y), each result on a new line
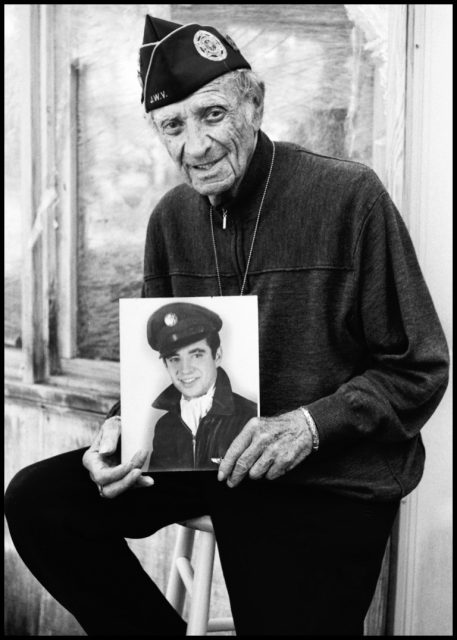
top-left (166, 525), bottom-right (196, 615)
top-left (186, 531), bottom-right (216, 636)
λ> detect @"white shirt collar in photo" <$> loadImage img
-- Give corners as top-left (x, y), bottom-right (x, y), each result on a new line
top-left (180, 382), bottom-right (216, 435)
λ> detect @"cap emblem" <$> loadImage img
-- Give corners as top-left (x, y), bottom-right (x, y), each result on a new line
top-left (193, 30), bottom-right (227, 62)
top-left (164, 313), bottom-right (178, 327)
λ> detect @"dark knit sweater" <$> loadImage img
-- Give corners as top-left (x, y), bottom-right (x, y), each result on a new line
top-left (136, 130), bottom-right (449, 501)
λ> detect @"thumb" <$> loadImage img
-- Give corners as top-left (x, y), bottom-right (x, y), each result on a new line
top-left (99, 417), bottom-right (121, 455)
top-left (134, 474), bottom-right (155, 488)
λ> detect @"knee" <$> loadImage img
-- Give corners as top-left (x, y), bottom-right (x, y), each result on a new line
top-left (5, 460), bottom-right (50, 524)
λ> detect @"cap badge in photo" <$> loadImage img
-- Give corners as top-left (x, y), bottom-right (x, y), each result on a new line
top-left (164, 313), bottom-right (178, 327)
top-left (193, 30), bottom-right (227, 61)
top-left (147, 302), bottom-right (223, 357)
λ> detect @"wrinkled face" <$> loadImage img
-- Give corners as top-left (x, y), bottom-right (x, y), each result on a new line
top-left (164, 338), bottom-right (221, 399)
top-left (152, 75), bottom-right (262, 205)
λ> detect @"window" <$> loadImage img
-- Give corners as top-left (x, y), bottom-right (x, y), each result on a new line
top-left (5, 4), bottom-right (406, 383)
top-left (174, 5), bottom-right (379, 162)
top-left (61, 4), bottom-right (395, 363)
top-left (57, 5), bottom-right (181, 362)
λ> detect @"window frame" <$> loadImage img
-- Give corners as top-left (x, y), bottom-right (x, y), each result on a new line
top-left (6, 4), bottom-right (120, 409)
top-left (5, 3), bottom-right (408, 414)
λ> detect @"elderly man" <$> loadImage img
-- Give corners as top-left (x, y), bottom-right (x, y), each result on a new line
top-left (5, 14), bottom-right (449, 637)
top-left (146, 302), bottom-right (257, 471)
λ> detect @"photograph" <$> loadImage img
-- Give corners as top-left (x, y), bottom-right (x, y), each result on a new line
top-left (120, 296), bottom-right (259, 471)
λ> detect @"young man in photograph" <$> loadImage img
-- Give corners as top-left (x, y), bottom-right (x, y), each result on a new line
top-left (146, 302), bottom-right (257, 471)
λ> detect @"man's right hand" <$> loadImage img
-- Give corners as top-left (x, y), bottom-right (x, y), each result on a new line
top-left (82, 416), bottom-right (154, 498)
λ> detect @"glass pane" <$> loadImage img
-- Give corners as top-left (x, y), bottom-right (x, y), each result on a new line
top-left (4, 5), bottom-right (24, 348)
top-left (62, 4), bottom-right (389, 361)
top-left (173, 4), bottom-right (388, 169)
top-left (63, 5), bottom-right (180, 361)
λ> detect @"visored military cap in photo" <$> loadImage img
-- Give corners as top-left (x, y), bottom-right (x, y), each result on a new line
top-left (147, 302), bottom-right (223, 357)
top-left (139, 15), bottom-right (251, 111)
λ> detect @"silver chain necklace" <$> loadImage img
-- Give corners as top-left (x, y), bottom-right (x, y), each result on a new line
top-left (209, 141), bottom-right (276, 296)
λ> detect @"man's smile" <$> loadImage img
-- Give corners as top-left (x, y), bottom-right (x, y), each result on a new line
top-left (189, 156), bottom-right (225, 172)
top-left (179, 377), bottom-right (200, 385)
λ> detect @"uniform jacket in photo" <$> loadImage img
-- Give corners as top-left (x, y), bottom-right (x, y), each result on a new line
top-left (148, 368), bottom-right (257, 471)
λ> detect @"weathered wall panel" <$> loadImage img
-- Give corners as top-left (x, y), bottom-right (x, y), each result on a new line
top-left (5, 399), bottom-right (98, 635)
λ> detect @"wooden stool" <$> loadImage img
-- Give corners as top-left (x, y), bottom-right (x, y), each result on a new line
top-left (166, 515), bottom-right (235, 635)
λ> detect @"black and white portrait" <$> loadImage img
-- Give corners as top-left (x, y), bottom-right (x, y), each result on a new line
top-left (4, 5), bottom-right (452, 636)
top-left (120, 297), bottom-right (259, 470)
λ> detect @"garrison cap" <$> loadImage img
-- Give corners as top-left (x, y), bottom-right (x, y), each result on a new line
top-left (139, 15), bottom-right (251, 112)
top-left (147, 302), bottom-right (223, 357)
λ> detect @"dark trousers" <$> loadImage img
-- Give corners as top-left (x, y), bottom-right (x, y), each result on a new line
top-left (5, 448), bottom-right (398, 636)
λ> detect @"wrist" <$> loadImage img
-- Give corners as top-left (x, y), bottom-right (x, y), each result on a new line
top-left (299, 407), bottom-right (320, 451)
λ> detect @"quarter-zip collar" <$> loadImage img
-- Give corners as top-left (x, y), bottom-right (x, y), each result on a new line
top-left (152, 367), bottom-right (236, 416)
top-left (201, 130), bottom-right (275, 224)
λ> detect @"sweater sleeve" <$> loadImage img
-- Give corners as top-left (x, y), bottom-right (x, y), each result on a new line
top-left (307, 191), bottom-right (449, 445)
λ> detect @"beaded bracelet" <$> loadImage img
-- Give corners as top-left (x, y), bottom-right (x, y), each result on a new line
top-left (300, 407), bottom-right (320, 451)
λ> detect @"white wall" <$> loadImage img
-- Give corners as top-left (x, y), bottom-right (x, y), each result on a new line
top-left (394, 4), bottom-right (453, 636)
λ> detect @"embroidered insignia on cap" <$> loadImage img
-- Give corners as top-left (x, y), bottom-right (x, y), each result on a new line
top-left (149, 90), bottom-right (169, 105)
top-left (164, 313), bottom-right (178, 327)
top-left (193, 30), bottom-right (227, 61)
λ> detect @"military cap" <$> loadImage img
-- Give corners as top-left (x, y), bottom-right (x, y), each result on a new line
top-left (139, 15), bottom-right (251, 112)
top-left (147, 302), bottom-right (223, 357)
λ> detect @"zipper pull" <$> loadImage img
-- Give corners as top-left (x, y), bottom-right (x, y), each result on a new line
top-left (222, 208), bottom-right (227, 230)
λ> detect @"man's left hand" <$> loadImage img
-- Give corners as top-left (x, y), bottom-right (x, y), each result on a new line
top-left (218, 409), bottom-right (314, 487)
